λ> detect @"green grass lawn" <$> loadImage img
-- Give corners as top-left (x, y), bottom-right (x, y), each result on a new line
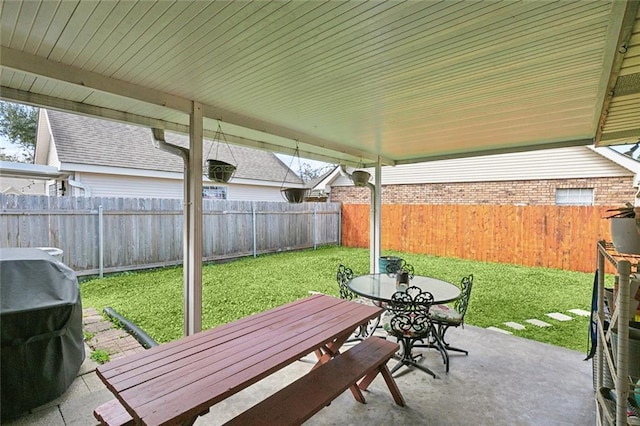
top-left (80, 245), bottom-right (594, 352)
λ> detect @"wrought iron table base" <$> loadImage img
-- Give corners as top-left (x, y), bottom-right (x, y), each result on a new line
top-left (415, 330), bottom-right (451, 373)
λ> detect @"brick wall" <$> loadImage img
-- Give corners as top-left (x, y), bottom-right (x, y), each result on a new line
top-left (330, 176), bottom-right (636, 206)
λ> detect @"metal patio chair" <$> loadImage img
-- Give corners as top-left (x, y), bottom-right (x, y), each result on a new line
top-left (430, 274), bottom-right (474, 359)
top-left (383, 286), bottom-right (444, 378)
top-left (384, 258), bottom-right (415, 278)
top-left (336, 264), bottom-right (380, 342)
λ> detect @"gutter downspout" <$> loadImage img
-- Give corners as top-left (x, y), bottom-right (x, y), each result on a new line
top-left (67, 179), bottom-right (91, 197)
top-left (339, 166), bottom-right (380, 273)
top-left (151, 128), bottom-right (202, 335)
top-left (152, 128), bottom-right (189, 161)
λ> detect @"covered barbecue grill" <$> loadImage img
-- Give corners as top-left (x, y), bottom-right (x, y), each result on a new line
top-left (0, 248), bottom-right (85, 419)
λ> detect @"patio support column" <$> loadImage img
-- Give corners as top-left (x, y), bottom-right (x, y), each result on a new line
top-left (372, 158), bottom-right (382, 273)
top-left (185, 101), bottom-right (203, 335)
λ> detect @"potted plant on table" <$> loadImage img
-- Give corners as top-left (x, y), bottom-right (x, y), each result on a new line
top-left (606, 202), bottom-right (640, 254)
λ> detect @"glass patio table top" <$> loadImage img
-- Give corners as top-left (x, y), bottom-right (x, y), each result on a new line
top-left (347, 273), bottom-right (461, 304)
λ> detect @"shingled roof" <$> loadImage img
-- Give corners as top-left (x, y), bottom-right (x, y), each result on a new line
top-left (44, 110), bottom-right (302, 184)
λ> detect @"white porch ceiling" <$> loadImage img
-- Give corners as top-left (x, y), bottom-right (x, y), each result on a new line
top-left (1, 0), bottom-right (639, 167)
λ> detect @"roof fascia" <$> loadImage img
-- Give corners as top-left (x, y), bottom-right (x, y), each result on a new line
top-left (589, 146), bottom-right (640, 174)
top-left (0, 160), bottom-right (66, 179)
top-left (60, 163), bottom-right (183, 180)
top-left (312, 166), bottom-right (342, 190)
top-left (595, 0), bottom-right (640, 143)
top-left (380, 137), bottom-right (595, 167)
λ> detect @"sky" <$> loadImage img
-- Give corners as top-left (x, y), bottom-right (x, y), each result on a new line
top-left (274, 153), bottom-right (333, 172)
top-left (0, 134), bottom-right (24, 157)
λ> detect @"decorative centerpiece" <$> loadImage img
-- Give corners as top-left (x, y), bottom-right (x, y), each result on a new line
top-left (391, 262), bottom-right (414, 290)
top-left (396, 270), bottom-right (410, 291)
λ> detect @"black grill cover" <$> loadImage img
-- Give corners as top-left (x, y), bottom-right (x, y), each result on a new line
top-left (1, 248), bottom-right (85, 419)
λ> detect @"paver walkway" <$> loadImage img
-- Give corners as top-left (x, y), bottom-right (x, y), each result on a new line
top-left (83, 308), bottom-right (146, 360)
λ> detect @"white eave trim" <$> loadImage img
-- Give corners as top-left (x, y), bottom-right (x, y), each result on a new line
top-left (589, 146), bottom-right (640, 174)
top-left (60, 163), bottom-right (183, 179)
top-left (311, 167), bottom-right (342, 192)
top-left (61, 162), bottom-right (294, 187)
top-left (0, 161), bottom-right (66, 179)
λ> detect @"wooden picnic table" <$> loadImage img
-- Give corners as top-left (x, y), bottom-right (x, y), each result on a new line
top-left (96, 294), bottom-right (385, 425)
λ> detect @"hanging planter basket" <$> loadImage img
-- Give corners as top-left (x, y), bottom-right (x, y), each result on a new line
top-left (351, 170), bottom-right (371, 187)
top-left (206, 159), bottom-right (236, 183)
top-left (281, 188), bottom-right (309, 204)
top-left (204, 122), bottom-right (237, 183)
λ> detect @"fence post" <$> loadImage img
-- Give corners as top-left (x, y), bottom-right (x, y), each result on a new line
top-left (98, 204), bottom-right (104, 278)
top-left (338, 204), bottom-right (342, 246)
top-left (252, 201), bottom-right (257, 258)
top-left (313, 204), bottom-right (317, 250)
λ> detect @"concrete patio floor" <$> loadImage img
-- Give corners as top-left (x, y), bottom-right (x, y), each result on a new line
top-left (6, 321), bottom-right (595, 426)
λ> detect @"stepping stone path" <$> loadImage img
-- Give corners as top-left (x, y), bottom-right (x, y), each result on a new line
top-left (546, 312), bottom-right (573, 321)
top-left (487, 308), bottom-right (587, 333)
top-left (568, 308), bottom-right (591, 317)
top-left (525, 319), bottom-right (552, 328)
top-left (503, 321), bottom-right (525, 330)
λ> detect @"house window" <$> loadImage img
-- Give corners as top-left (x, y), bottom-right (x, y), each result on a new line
top-left (555, 188), bottom-right (593, 206)
top-left (203, 185), bottom-right (227, 200)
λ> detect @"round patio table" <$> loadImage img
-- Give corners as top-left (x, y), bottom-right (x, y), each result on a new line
top-left (348, 273), bottom-right (461, 378)
top-left (347, 273), bottom-right (461, 304)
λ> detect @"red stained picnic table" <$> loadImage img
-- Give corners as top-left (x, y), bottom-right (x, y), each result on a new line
top-left (96, 294), bottom-right (383, 425)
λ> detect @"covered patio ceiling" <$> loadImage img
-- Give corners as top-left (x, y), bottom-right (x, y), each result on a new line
top-left (2, 0), bottom-right (639, 167)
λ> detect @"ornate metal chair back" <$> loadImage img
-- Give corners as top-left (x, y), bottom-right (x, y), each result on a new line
top-left (387, 286), bottom-right (434, 340)
top-left (385, 258), bottom-right (415, 279)
top-left (453, 274), bottom-right (474, 322)
top-left (336, 264), bottom-right (355, 300)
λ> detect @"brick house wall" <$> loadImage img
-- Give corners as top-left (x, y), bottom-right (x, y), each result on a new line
top-left (329, 176), bottom-right (636, 205)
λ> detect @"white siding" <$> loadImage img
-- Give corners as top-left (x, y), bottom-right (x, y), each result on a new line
top-left (226, 184), bottom-right (285, 202)
top-left (47, 140), bottom-right (60, 168)
top-left (74, 173), bottom-right (286, 201)
top-left (35, 111), bottom-right (61, 168)
top-left (332, 146), bottom-right (633, 186)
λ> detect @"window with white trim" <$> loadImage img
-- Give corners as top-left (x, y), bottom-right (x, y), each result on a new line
top-left (203, 185), bottom-right (227, 200)
top-left (555, 188), bottom-right (593, 206)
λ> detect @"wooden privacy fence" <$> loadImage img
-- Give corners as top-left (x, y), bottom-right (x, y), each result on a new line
top-left (0, 195), bottom-right (341, 275)
top-left (342, 204), bottom-right (616, 273)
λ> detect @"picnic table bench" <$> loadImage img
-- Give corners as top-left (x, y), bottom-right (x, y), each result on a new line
top-left (94, 294), bottom-right (404, 425)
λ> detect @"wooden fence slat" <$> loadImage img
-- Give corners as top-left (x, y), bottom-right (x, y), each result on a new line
top-left (341, 203), bottom-right (616, 273)
top-left (0, 195), bottom-right (340, 275)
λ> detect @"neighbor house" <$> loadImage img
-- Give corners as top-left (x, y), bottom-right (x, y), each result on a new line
top-left (0, 177), bottom-right (46, 195)
top-left (34, 110), bottom-right (303, 201)
top-left (322, 146), bottom-right (640, 206)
